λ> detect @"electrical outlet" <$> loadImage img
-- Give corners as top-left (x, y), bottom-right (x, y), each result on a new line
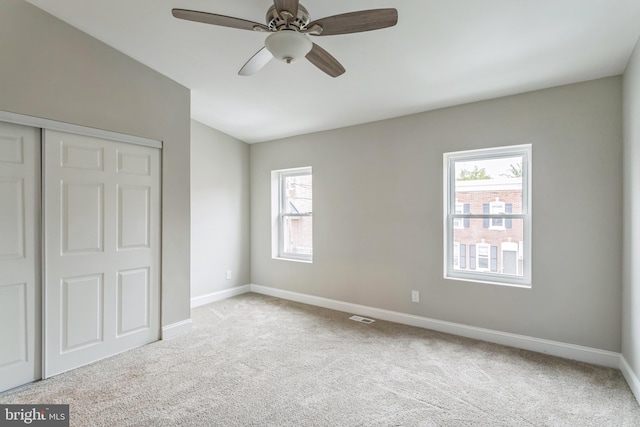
top-left (411, 290), bottom-right (420, 303)
top-left (226, 270), bottom-right (231, 280)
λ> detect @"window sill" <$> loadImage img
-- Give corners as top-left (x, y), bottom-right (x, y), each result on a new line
top-left (273, 256), bottom-right (313, 264)
top-left (445, 274), bottom-right (531, 289)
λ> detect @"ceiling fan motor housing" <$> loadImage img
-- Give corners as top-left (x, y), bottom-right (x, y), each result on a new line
top-left (266, 4), bottom-right (310, 31)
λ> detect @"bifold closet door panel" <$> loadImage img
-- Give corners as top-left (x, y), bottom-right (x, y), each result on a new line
top-left (43, 130), bottom-right (160, 378)
top-left (0, 121), bottom-right (40, 393)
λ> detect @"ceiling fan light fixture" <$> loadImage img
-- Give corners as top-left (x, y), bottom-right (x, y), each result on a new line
top-left (265, 30), bottom-right (312, 64)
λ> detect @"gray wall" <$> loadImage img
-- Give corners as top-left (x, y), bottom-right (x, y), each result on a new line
top-left (191, 120), bottom-right (250, 300)
top-left (0, 0), bottom-right (191, 327)
top-left (623, 37), bottom-right (640, 376)
top-left (251, 77), bottom-right (623, 352)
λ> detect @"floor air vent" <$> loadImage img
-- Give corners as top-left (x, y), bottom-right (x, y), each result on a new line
top-left (349, 315), bottom-right (375, 324)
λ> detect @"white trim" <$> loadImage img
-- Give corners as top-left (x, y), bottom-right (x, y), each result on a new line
top-left (620, 356), bottom-right (640, 405)
top-left (272, 257), bottom-right (313, 264)
top-left (161, 319), bottom-right (192, 340)
top-left (190, 285), bottom-right (252, 308)
top-left (250, 284), bottom-right (620, 368)
top-left (0, 110), bottom-right (162, 149)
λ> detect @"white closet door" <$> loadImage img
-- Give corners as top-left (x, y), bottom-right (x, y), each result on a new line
top-left (43, 130), bottom-right (160, 378)
top-left (0, 121), bottom-right (40, 392)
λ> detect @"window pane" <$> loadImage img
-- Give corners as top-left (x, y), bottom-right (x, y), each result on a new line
top-left (454, 156), bottom-right (523, 214)
top-left (452, 218), bottom-right (524, 277)
top-left (283, 216), bottom-right (312, 256)
top-left (284, 174), bottom-right (312, 214)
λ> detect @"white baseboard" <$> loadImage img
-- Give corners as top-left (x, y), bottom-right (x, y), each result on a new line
top-left (161, 319), bottom-right (193, 340)
top-left (191, 285), bottom-right (252, 308)
top-left (250, 284), bottom-right (621, 369)
top-left (620, 356), bottom-right (640, 405)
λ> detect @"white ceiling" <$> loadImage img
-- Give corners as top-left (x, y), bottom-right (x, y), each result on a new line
top-left (25, 0), bottom-right (640, 143)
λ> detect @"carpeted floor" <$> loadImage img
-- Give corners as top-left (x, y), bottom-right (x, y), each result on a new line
top-left (1, 293), bottom-right (639, 426)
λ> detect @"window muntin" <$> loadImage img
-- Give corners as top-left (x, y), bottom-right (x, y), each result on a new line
top-left (274, 167), bottom-right (312, 261)
top-left (444, 145), bottom-right (531, 287)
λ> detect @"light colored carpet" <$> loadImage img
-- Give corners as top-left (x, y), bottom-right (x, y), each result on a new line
top-left (1, 293), bottom-right (639, 426)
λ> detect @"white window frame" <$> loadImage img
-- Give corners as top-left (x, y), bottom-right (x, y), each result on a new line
top-left (443, 144), bottom-right (532, 287)
top-left (271, 167), bottom-right (313, 262)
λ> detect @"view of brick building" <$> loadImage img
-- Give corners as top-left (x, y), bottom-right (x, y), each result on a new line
top-left (282, 172), bottom-right (313, 258)
top-left (453, 178), bottom-right (524, 276)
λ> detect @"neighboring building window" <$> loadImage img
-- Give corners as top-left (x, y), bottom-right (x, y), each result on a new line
top-left (453, 203), bottom-right (464, 229)
top-left (489, 200), bottom-right (505, 229)
top-left (454, 201), bottom-right (471, 229)
top-left (453, 242), bottom-right (467, 270)
top-left (453, 242), bottom-right (460, 268)
top-left (443, 144), bottom-right (531, 287)
top-left (271, 167), bottom-right (312, 262)
top-left (459, 243), bottom-right (466, 269)
top-left (476, 243), bottom-right (490, 271)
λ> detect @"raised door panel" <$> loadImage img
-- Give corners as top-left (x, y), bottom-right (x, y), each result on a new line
top-left (61, 144), bottom-right (104, 171)
top-left (117, 268), bottom-right (150, 336)
top-left (0, 283), bottom-right (27, 368)
top-left (0, 178), bottom-right (24, 260)
top-left (118, 186), bottom-right (149, 250)
top-left (117, 151), bottom-right (150, 176)
top-left (61, 275), bottom-right (104, 352)
top-left (62, 183), bottom-right (104, 254)
top-left (0, 134), bottom-right (24, 164)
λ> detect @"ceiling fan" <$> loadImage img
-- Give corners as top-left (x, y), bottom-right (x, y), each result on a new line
top-left (172, 0), bottom-right (398, 78)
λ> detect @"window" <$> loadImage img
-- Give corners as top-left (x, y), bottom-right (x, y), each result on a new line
top-left (453, 242), bottom-right (467, 270)
top-left (453, 242), bottom-right (460, 268)
top-left (477, 243), bottom-right (490, 271)
top-left (272, 167), bottom-right (312, 262)
top-left (443, 144), bottom-right (531, 287)
top-left (489, 200), bottom-right (505, 229)
top-left (453, 203), bottom-right (464, 229)
top-left (453, 201), bottom-right (471, 229)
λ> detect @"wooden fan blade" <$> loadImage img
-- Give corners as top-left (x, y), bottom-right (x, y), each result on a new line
top-left (238, 47), bottom-right (273, 76)
top-left (308, 9), bottom-right (398, 36)
top-left (306, 43), bottom-right (345, 78)
top-left (172, 9), bottom-right (268, 32)
top-left (273, 0), bottom-right (299, 19)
